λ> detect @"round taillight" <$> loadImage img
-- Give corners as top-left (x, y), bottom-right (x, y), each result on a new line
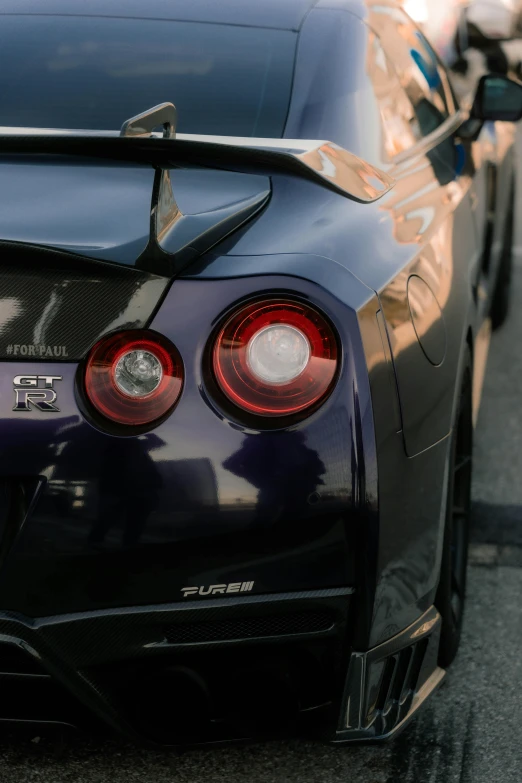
top-left (213, 300), bottom-right (338, 417)
top-left (85, 331), bottom-right (183, 426)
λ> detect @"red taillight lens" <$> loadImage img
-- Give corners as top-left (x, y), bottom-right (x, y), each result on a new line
top-left (85, 331), bottom-right (183, 426)
top-left (213, 300), bottom-right (338, 417)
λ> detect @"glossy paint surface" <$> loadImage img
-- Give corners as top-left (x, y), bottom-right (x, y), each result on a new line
top-left (0, 159), bottom-right (154, 264)
top-left (0, 272), bottom-right (376, 620)
top-left (183, 6), bottom-right (514, 642)
top-left (0, 0), bottom-right (515, 741)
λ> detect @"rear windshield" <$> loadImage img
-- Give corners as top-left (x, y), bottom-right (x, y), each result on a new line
top-left (0, 16), bottom-right (297, 137)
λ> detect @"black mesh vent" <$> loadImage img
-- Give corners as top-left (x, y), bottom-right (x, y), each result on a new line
top-left (163, 612), bottom-right (335, 645)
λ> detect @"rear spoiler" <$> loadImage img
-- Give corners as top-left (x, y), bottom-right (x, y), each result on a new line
top-left (0, 103), bottom-right (394, 205)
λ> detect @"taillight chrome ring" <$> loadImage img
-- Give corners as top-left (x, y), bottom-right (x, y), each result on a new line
top-left (212, 299), bottom-right (338, 417)
top-left (85, 330), bottom-right (183, 426)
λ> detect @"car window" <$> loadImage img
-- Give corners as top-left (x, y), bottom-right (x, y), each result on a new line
top-left (368, 7), bottom-right (456, 140)
top-left (0, 15), bottom-right (297, 137)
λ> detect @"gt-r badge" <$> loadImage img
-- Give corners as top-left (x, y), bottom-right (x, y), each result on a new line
top-left (181, 582), bottom-right (254, 598)
top-left (13, 375), bottom-right (62, 412)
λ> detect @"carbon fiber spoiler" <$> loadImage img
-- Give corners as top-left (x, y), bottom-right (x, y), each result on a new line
top-left (0, 103), bottom-right (394, 204)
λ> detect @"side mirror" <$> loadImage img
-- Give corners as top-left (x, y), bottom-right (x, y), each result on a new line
top-left (472, 73), bottom-right (522, 122)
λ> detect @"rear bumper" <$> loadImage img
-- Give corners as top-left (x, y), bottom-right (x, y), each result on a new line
top-left (0, 594), bottom-right (442, 746)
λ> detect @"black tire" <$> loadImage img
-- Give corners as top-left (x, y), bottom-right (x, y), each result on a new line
top-left (491, 181), bottom-right (515, 330)
top-left (435, 349), bottom-right (472, 668)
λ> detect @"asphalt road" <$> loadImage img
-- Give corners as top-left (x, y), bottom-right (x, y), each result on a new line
top-left (2, 174), bottom-right (522, 783)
